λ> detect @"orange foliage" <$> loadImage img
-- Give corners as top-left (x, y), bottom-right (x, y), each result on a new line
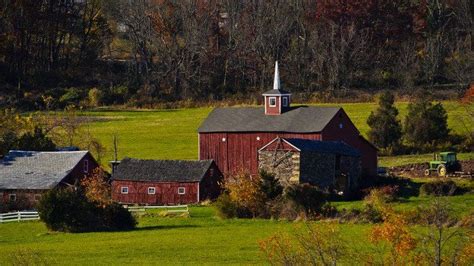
top-left (80, 168), bottom-right (111, 207)
top-left (222, 171), bottom-right (264, 217)
top-left (461, 84), bottom-right (474, 104)
top-left (370, 211), bottom-right (417, 263)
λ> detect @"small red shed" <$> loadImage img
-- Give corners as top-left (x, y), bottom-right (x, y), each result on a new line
top-left (111, 158), bottom-right (222, 205)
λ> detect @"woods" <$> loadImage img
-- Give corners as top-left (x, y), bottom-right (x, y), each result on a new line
top-left (0, 0), bottom-right (473, 109)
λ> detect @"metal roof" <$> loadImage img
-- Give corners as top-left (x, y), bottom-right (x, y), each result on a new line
top-left (198, 106), bottom-right (341, 133)
top-left (112, 158), bottom-right (214, 182)
top-left (0, 150), bottom-right (89, 190)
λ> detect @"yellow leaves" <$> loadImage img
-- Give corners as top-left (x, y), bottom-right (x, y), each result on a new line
top-left (80, 168), bottom-right (111, 207)
top-left (222, 171), bottom-right (264, 216)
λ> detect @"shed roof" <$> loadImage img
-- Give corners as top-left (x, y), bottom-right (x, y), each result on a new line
top-left (112, 158), bottom-right (214, 183)
top-left (0, 150), bottom-right (89, 190)
top-left (260, 137), bottom-right (360, 157)
top-left (262, 88), bottom-right (291, 95)
top-left (198, 106), bottom-right (341, 133)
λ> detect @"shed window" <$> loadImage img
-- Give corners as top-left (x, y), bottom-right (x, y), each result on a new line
top-left (148, 187), bottom-right (156, 195)
top-left (178, 187), bottom-right (186, 195)
top-left (34, 194), bottom-right (42, 201)
top-left (269, 97), bottom-right (276, 107)
top-left (9, 194), bottom-right (16, 202)
top-left (83, 159), bottom-right (89, 173)
top-left (282, 97), bottom-right (288, 107)
top-left (121, 187), bottom-right (129, 194)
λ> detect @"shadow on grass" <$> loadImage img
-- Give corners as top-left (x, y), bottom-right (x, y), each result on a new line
top-left (135, 224), bottom-right (201, 231)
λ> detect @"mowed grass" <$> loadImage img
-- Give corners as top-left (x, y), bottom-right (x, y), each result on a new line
top-left (81, 101), bottom-right (473, 167)
top-left (0, 207), bottom-right (373, 265)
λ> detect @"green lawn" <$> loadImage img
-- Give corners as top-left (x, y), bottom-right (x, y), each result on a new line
top-left (0, 206), bottom-right (373, 265)
top-left (78, 101), bottom-right (472, 167)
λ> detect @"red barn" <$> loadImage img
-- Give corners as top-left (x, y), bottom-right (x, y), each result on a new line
top-left (0, 150), bottom-right (99, 211)
top-left (111, 158), bottom-right (222, 205)
top-left (198, 62), bottom-right (378, 179)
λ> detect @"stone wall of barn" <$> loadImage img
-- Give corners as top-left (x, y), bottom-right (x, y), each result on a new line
top-left (258, 150), bottom-right (300, 187)
top-left (339, 155), bottom-right (361, 189)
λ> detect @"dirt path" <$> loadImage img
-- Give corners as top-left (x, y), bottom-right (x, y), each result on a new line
top-left (389, 160), bottom-right (474, 178)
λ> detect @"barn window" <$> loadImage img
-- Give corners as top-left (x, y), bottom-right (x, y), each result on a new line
top-left (339, 123), bottom-right (343, 129)
top-left (222, 137), bottom-right (226, 142)
top-left (269, 97), bottom-right (276, 107)
top-left (9, 194), bottom-right (16, 202)
top-left (256, 136), bottom-right (260, 141)
top-left (83, 159), bottom-right (89, 173)
top-left (148, 187), bottom-right (156, 195)
top-left (282, 97), bottom-right (288, 107)
top-left (178, 187), bottom-right (186, 195)
top-left (121, 187), bottom-right (129, 194)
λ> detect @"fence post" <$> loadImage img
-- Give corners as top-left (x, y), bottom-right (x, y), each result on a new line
top-left (18, 211), bottom-right (21, 222)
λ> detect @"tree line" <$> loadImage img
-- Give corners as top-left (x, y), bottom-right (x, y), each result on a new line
top-left (0, 0), bottom-right (473, 109)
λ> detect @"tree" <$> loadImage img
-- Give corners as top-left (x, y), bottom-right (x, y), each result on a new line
top-left (15, 126), bottom-right (56, 151)
top-left (367, 91), bottom-right (402, 150)
top-left (80, 168), bottom-right (111, 207)
top-left (222, 171), bottom-right (265, 218)
top-left (404, 96), bottom-right (450, 147)
top-left (418, 197), bottom-right (473, 266)
top-left (259, 170), bottom-right (283, 200)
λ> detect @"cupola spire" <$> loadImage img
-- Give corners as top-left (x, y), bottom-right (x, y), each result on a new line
top-left (273, 61), bottom-right (280, 91)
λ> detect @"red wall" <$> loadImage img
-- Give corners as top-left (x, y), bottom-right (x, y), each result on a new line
top-left (112, 181), bottom-right (199, 205)
top-left (199, 132), bottom-right (321, 176)
top-left (321, 109), bottom-right (378, 176)
top-left (199, 109), bottom-right (378, 177)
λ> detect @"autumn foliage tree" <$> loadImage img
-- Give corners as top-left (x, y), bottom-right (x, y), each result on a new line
top-left (81, 167), bottom-right (111, 207)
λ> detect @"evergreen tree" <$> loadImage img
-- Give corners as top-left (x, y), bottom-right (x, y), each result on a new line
top-left (367, 91), bottom-right (402, 149)
top-left (259, 171), bottom-right (283, 200)
top-left (404, 97), bottom-right (449, 147)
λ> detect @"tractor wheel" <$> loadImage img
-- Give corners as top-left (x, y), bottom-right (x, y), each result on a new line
top-left (424, 169), bottom-right (431, 176)
top-left (437, 164), bottom-right (447, 177)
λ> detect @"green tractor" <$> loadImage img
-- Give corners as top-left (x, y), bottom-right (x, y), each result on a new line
top-left (424, 152), bottom-right (460, 177)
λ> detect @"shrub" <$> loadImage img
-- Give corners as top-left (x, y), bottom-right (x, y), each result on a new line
top-left (87, 88), bottom-right (103, 107)
top-left (38, 188), bottom-right (135, 232)
top-left (259, 170), bottom-right (283, 200)
top-left (222, 171), bottom-right (265, 217)
top-left (420, 180), bottom-right (458, 196)
top-left (214, 193), bottom-right (238, 219)
top-left (38, 188), bottom-right (99, 232)
top-left (285, 183), bottom-right (326, 215)
top-left (102, 203), bottom-right (136, 231)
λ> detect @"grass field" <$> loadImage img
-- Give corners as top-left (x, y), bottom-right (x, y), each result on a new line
top-left (1, 191), bottom-right (471, 265)
top-left (79, 101), bottom-right (473, 167)
top-left (0, 206), bottom-right (374, 265)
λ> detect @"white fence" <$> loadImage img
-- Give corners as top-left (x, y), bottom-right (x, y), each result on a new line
top-left (0, 211), bottom-right (40, 223)
top-left (125, 205), bottom-right (189, 214)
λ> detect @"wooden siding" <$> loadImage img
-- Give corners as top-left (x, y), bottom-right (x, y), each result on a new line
top-left (199, 132), bottom-right (322, 176)
top-left (320, 109), bottom-right (378, 177)
top-left (112, 181), bottom-right (199, 205)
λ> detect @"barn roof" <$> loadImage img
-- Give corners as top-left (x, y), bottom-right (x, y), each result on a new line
top-left (0, 150), bottom-right (89, 190)
top-left (259, 137), bottom-right (361, 157)
top-left (112, 158), bottom-right (214, 183)
top-left (285, 138), bottom-right (361, 157)
top-left (198, 106), bottom-right (341, 133)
